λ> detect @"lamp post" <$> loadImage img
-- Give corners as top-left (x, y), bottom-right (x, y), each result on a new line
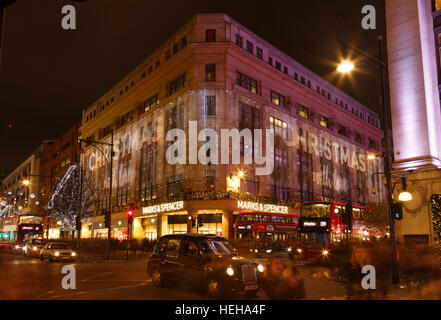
top-left (79, 129), bottom-right (114, 261)
top-left (338, 36), bottom-right (400, 284)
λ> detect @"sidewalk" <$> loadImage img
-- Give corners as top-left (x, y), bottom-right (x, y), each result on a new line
top-left (298, 262), bottom-right (441, 300)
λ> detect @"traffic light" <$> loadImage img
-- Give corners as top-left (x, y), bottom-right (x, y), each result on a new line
top-left (127, 209), bottom-right (134, 225)
top-left (197, 216), bottom-right (204, 228)
top-left (104, 211), bottom-right (111, 228)
top-left (392, 202), bottom-right (403, 220)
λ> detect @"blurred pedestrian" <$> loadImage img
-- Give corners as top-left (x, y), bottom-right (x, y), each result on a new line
top-left (339, 246), bottom-right (373, 300)
top-left (261, 256), bottom-right (306, 300)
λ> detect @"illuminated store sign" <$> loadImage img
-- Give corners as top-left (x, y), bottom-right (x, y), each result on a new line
top-left (142, 201), bottom-right (184, 214)
top-left (237, 201), bottom-right (288, 214)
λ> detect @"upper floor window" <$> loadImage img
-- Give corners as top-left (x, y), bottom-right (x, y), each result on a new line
top-left (275, 61), bottom-right (281, 70)
top-left (296, 104), bottom-right (309, 119)
top-left (271, 90), bottom-right (286, 107)
top-left (337, 124), bottom-right (347, 136)
top-left (205, 64), bottom-right (216, 81)
top-left (205, 96), bottom-right (216, 116)
top-left (206, 29), bottom-right (216, 42)
top-left (284, 66), bottom-right (288, 74)
top-left (246, 40), bottom-right (253, 54)
top-left (181, 36), bottom-right (187, 48)
top-left (268, 56), bottom-right (273, 66)
top-left (270, 117), bottom-right (288, 140)
top-left (369, 139), bottom-right (377, 150)
top-left (235, 34), bottom-right (243, 48)
top-left (173, 43), bottom-right (179, 54)
top-left (166, 74), bottom-right (186, 97)
top-left (144, 93), bottom-right (159, 112)
top-left (236, 72), bottom-right (258, 94)
top-left (256, 47), bottom-right (263, 59)
top-left (355, 133), bottom-right (362, 144)
top-left (121, 111), bottom-right (133, 126)
top-left (319, 115), bottom-right (329, 128)
top-left (165, 49), bottom-right (171, 60)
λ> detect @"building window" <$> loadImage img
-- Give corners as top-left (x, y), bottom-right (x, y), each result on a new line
top-left (246, 40), bottom-right (253, 54)
top-left (319, 115), bottom-right (329, 128)
top-left (121, 111), bottom-right (133, 126)
top-left (155, 60), bottom-right (160, 68)
top-left (300, 77), bottom-right (306, 85)
top-left (275, 61), bottom-right (281, 70)
top-left (337, 124), bottom-right (347, 136)
top-left (205, 96), bottom-right (216, 116)
top-left (206, 29), bottom-right (216, 42)
top-left (144, 93), bottom-right (159, 112)
top-left (256, 47), bottom-right (263, 59)
top-left (167, 104), bottom-right (185, 131)
top-left (369, 139), bottom-right (377, 150)
top-left (165, 49), bottom-right (171, 60)
top-left (236, 72), bottom-right (258, 94)
top-left (355, 133), bottom-right (362, 144)
top-left (205, 64), bottom-right (216, 81)
top-left (61, 156), bottom-right (70, 169)
top-left (239, 103), bottom-right (261, 156)
top-left (166, 73), bottom-right (186, 97)
top-left (167, 175), bottom-right (183, 196)
top-left (181, 36), bottom-right (187, 48)
top-left (268, 56), bottom-right (273, 65)
top-left (235, 34), bottom-right (243, 48)
top-left (270, 117), bottom-right (288, 140)
top-left (271, 90), bottom-right (286, 107)
top-left (294, 73), bottom-right (298, 81)
top-left (148, 66), bottom-right (153, 74)
top-left (241, 176), bottom-right (259, 195)
top-left (140, 143), bottom-right (157, 201)
top-left (173, 43), bottom-right (179, 54)
top-left (284, 66), bottom-right (288, 74)
top-left (296, 104), bottom-right (309, 119)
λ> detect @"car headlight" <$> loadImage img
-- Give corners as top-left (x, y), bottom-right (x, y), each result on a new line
top-left (32, 246), bottom-right (37, 251)
top-left (71, 252), bottom-right (76, 257)
top-left (265, 249), bottom-right (272, 253)
top-left (55, 251), bottom-right (60, 257)
top-left (254, 249), bottom-right (258, 253)
top-left (15, 245), bottom-right (19, 249)
top-left (322, 249), bottom-right (329, 256)
top-left (226, 267), bottom-right (234, 276)
top-left (297, 248), bottom-right (303, 253)
top-left (287, 247), bottom-right (292, 252)
top-left (257, 264), bottom-right (264, 273)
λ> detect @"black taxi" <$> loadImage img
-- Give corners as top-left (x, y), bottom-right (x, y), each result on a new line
top-left (146, 234), bottom-right (264, 298)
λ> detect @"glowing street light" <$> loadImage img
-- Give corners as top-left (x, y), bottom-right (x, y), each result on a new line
top-left (367, 154), bottom-right (377, 160)
top-left (398, 191), bottom-right (412, 202)
top-left (22, 179), bottom-right (30, 186)
top-left (337, 60), bottom-right (355, 73)
top-left (238, 171), bottom-right (244, 178)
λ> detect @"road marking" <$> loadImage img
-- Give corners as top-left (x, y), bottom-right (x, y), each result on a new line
top-left (81, 271), bottom-right (112, 282)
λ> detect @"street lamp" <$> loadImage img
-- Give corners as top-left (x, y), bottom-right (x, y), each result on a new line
top-left (337, 60), bottom-right (355, 73)
top-left (338, 36), bottom-right (401, 285)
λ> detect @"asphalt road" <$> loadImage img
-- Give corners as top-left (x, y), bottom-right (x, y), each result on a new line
top-left (0, 251), bottom-right (421, 300)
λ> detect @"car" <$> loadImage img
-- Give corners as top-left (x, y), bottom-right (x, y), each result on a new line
top-left (22, 238), bottom-right (46, 256)
top-left (146, 234), bottom-right (265, 298)
top-left (40, 242), bottom-right (77, 262)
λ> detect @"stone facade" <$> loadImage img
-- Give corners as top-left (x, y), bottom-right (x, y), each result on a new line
top-left (78, 14), bottom-right (385, 241)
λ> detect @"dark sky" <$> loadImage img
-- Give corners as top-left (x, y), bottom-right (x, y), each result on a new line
top-left (0, 0), bottom-right (386, 174)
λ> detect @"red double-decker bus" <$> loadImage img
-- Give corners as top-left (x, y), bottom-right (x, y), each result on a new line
top-left (234, 211), bottom-right (299, 249)
top-left (298, 201), bottom-right (379, 258)
top-left (0, 214), bottom-right (44, 248)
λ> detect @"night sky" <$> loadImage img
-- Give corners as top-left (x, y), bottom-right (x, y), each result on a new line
top-left (0, 0), bottom-right (386, 175)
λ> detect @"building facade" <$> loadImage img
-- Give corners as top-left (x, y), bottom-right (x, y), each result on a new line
top-left (79, 14), bottom-right (385, 242)
top-left (0, 142), bottom-right (52, 218)
top-left (386, 0), bottom-right (441, 244)
top-left (37, 123), bottom-right (81, 239)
